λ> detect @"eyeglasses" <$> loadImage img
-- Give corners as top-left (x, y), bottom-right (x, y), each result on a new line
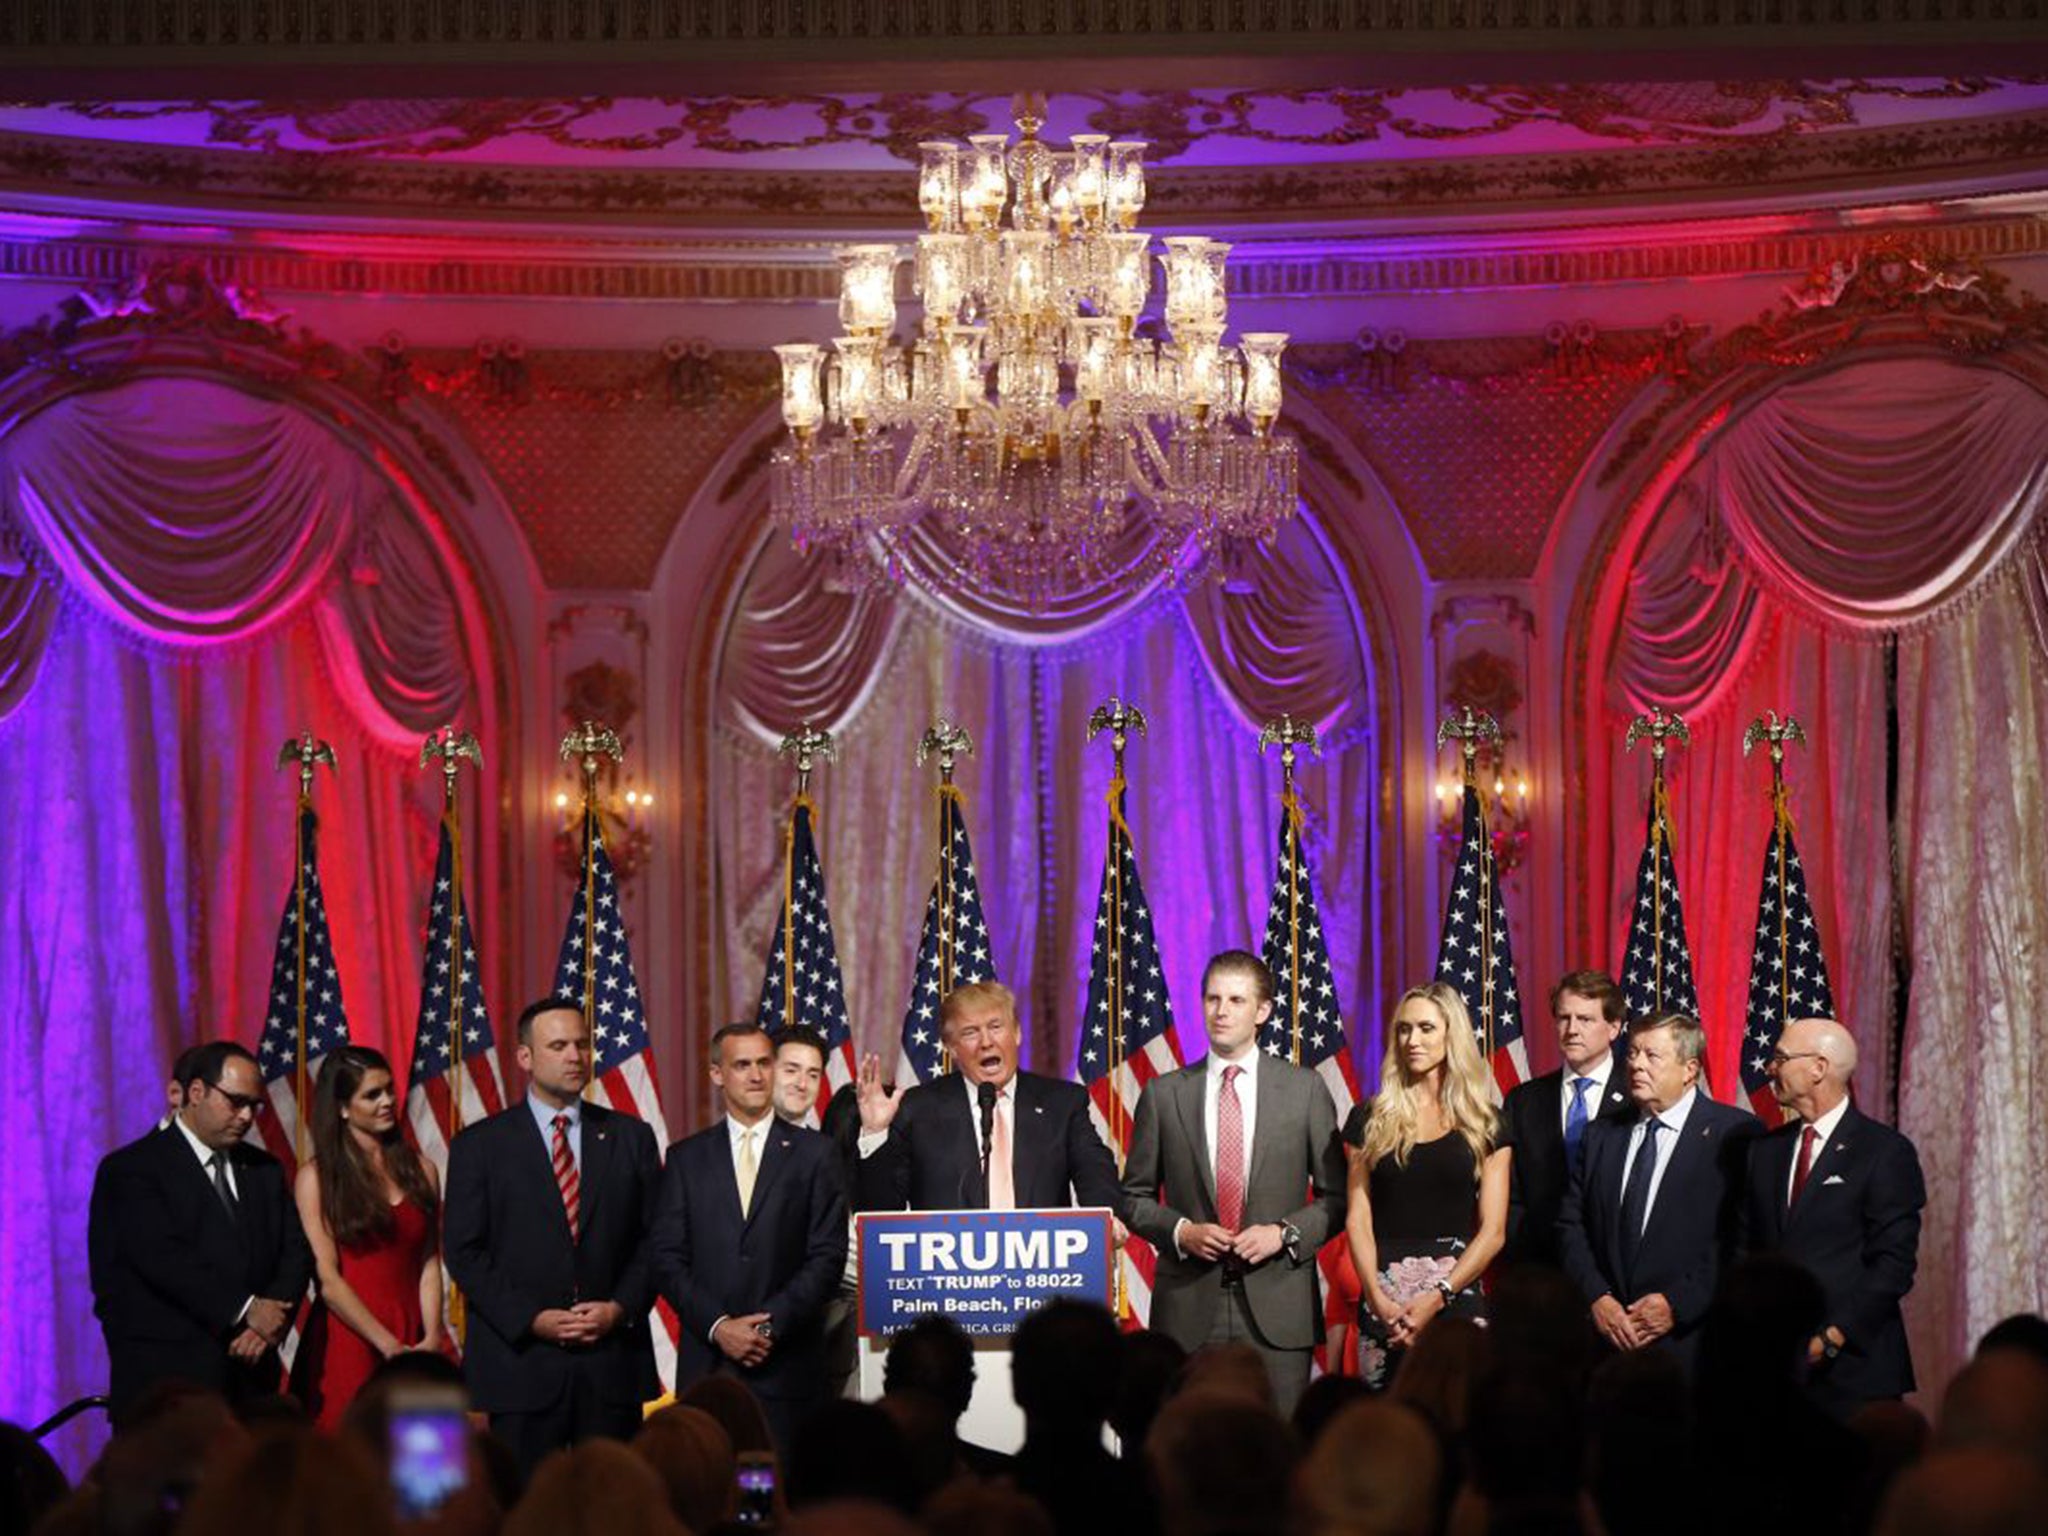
top-left (204, 1084), bottom-right (266, 1114)
top-left (1766, 1050), bottom-right (1824, 1069)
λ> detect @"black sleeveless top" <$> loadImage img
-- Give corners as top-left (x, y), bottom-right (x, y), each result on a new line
top-left (1343, 1103), bottom-right (1480, 1244)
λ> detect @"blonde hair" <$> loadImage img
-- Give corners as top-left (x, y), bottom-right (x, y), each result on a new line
top-left (939, 980), bottom-right (1017, 1033)
top-left (1357, 983), bottom-right (1498, 1178)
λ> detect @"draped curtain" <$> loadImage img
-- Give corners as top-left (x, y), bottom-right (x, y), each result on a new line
top-left (0, 377), bottom-right (484, 1470)
top-left (709, 512), bottom-right (1382, 1086)
top-left (1608, 354), bottom-right (2048, 1401)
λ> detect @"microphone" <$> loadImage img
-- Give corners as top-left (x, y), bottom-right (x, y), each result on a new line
top-left (977, 1080), bottom-right (997, 1189)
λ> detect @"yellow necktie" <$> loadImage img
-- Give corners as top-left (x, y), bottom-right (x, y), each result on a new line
top-left (737, 1127), bottom-right (758, 1217)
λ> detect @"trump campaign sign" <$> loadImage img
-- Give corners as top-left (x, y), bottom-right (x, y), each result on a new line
top-left (856, 1208), bottom-right (1116, 1337)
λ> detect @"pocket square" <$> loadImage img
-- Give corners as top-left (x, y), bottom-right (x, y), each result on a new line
top-left (1823, 1174), bottom-right (1846, 1185)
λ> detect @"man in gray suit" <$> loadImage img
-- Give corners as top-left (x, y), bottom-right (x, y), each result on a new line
top-left (1121, 949), bottom-right (1347, 1412)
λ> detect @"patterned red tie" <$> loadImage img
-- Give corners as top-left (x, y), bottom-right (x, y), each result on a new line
top-left (1789, 1123), bottom-right (1819, 1208)
top-left (1216, 1064), bottom-right (1246, 1231)
top-left (552, 1112), bottom-right (581, 1242)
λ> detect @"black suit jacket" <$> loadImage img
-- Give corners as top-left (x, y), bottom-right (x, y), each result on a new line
top-left (854, 1070), bottom-right (1125, 1215)
top-left (652, 1119), bottom-right (847, 1403)
top-left (1740, 1104), bottom-right (1925, 1405)
top-left (88, 1124), bottom-right (313, 1417)
top-left (1560, 1093), bottom-right (1759, 1365)
top-left (443, 1100), bottom-right (661, 1414)
top-left (1499, 1066), bottom-right (1632, 1267)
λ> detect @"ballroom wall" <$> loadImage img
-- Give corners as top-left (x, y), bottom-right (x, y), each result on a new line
top-left (4, 64), bottom-right (2048, 1462)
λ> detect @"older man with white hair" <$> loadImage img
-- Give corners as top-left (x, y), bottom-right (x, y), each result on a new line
top-left (1741, 1016), bottom-right (1926, 1419)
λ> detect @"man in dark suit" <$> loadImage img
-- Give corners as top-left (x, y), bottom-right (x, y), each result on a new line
top-left (1741, 1016), bottom-right (1925, 1417)
top-left (852, 980), bottom-right (1122, 1214)
top-left (88, 1040), bottom-right (312, 1422)
top-left (1560, 1011), bottom-right (1759, 1372)
top-left (444, 998), bottom-right (662, 1473)
top-left (1499, 969), bottom-right (1633, 1266)
top-left (1122, 951), bottom-right (1347, 1413)
top-left (653, 1023), bottom-right (847, 1450)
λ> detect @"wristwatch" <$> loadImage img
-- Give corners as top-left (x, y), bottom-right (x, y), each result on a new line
top-left (1433, 1278), bottom-right (1457, 1306)
top-left (1278, 1221), bottom-right (1302, 1257)
top-left (1821, 1335), bottom-right (1842, 1360)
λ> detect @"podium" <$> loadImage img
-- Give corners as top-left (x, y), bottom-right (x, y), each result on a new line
top-left (852, 1207), bottom-right (1117, 1454)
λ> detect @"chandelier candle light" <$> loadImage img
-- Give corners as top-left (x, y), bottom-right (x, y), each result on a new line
top-left (770, 92), bottom-right (1299, 599)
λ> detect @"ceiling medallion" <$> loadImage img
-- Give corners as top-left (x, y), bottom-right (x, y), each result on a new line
top-left (768, 92), bottom-right (1298, 604)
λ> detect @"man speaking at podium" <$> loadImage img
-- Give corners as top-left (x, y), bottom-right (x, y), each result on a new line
top-left (852, 980), bottom-right (1124, 1216)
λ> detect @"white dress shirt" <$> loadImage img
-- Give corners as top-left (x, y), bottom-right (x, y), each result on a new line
top-left (1560, 1053), bottom-right (1616, 1136)
top-left (709, 1113), bottom-right (776, 1343)
top-left (1785, 1094), bottom-right (1851, 1203)
top-left (1617, 1085), bottom-right (1699, 1232)
top-left (173, 1115), bottom-right (239, 1200)
top-left (1173, 1048), bottom-right (1260, 1256)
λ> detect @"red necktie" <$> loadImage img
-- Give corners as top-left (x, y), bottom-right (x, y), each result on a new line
top-left (1216, 1065), bottom-right (1246, 1231)
top-left (552, 1112), bottom-right (581, 1242)
top-left (1789, 1124), bottom-right (1819, 1208)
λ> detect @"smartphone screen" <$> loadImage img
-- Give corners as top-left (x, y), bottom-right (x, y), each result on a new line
top-left (735, 1451), bottom-right (777, 1526)
top-left (388, 1389), bottom-right (470, 1520)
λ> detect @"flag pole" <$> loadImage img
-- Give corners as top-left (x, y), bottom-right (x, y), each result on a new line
top-left (1258, 717), bottom-right (1321, 1065)
top-left (1743, 712), bottom-right (1809, 1037)
top-left (1087, 698), bottom-right (1147, 1326)
top-left (421, 729), bottom-right (483, 1142)
top-left (1086, 699), bottom-right (1148, 1153)
top-left (776, 725), bottom-right (838, 1030)
top-left (1625, 709), bottom-right (1691, 1013)
top-left (274, 731), bottom-right (336, 1165)
top-left (560, 721), bottom-right (624, 1085)
top-left (1436, 708), bottom-right (1501, 1059)
top-left (917, 721), bottom-right (973, 1075)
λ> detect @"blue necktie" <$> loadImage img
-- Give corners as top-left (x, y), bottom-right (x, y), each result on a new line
top-left (1564, 1076), bottom-right (1593, 1175)
top-left (1617, 1117), bottom-right (1661, 1294)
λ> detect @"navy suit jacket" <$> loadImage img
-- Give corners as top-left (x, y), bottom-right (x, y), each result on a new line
top-left (651, 1118), bottom-right (847, 1403)
top-left (853, 1070), bottom-right (1124, 1215)
top-left (1560, 1092), bottom-right (1759, 1363)
top-left (88, 1125), bottom-right (313, 1418)
top-left (443, 1100), bottom-right (661, 1414)
top-left (1740, 1103), bottom-right (1925, 1404)
top-left (1499, 1065), bottom-right (1633, 1267)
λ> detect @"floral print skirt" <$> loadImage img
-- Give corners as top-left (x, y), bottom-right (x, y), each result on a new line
top-left (1357, 1236), bottom-right (1486, 1390)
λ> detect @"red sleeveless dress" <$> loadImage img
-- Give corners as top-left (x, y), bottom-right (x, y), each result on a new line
top-left (298, 1197), bottom-right (434, 1429)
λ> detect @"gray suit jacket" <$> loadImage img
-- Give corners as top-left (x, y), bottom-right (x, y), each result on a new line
top-left (1121, 1054), bottom-right (1347, 1352)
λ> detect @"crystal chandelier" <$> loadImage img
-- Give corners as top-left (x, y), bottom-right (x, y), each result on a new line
top-left (769, 94), bottom-right (1298, 597)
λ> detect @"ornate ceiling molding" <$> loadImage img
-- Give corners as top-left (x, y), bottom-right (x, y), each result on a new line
top-left (5, 1), bottom-right (2045, 70)
top-left (3, 214), bottom-right (2046, 308)
top-left (3, 109), bottom-right (2047, 234)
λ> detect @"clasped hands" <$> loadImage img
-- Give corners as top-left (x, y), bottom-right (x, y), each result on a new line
top-left (1591, 1292), bottom-right (1674, 1351)
top-left (712, 1313), bottom-right (774, 1369)
top-left (1182, 1221), bottom-right (1288, 1267)
top-left (532, 1301), bottom-right (627, 1348)
top-left (229, 1295), bottom-right (293, 1363)
top-left (1365, 1284), bottom-right (1445, 1349)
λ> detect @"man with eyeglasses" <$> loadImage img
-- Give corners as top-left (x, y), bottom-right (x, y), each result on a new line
top-left (1740, 1017), bottom-right (1926, 1418)
top-left (88, 1039), bottom-right (312, 1422)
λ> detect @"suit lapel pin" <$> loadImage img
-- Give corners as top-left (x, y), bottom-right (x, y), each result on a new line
top-left (1033, 1105), bottom-right (1044, 1115)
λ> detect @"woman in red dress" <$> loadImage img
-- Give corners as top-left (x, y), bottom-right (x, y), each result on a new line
top-left (293, 1044), bottom-right (444, 1428)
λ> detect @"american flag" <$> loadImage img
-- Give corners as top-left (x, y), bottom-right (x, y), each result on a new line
top-left (254, 806), bottom-right (351, 1173)
top-left (754, 799), bottom-right (854, 1111)
top-left (1618, 788), bottom-right (1703, 1030)
top-left (1434, 784), bottom-right (1529, 1094)
top-left (404, 815), bottom-right (507, 1181)
top-left (1739, 810), bottom-right (1835, 1123)
top-left (253, 805), bottom-right (350, 1374)
top-left (1076, 795), bottom-right (1181, 1326)
top-left (1258, 798), bottom-right (1364, 1368)
top-left (551, 807), bottom-right (679, 1388)
top-left (897, 785), bottom-right (997, 1085)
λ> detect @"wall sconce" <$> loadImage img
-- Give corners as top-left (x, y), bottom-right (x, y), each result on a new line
top-left (553, 781), bottom-right (655, 883)
top-left (1435, 769), bottom-right (1533, 877)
